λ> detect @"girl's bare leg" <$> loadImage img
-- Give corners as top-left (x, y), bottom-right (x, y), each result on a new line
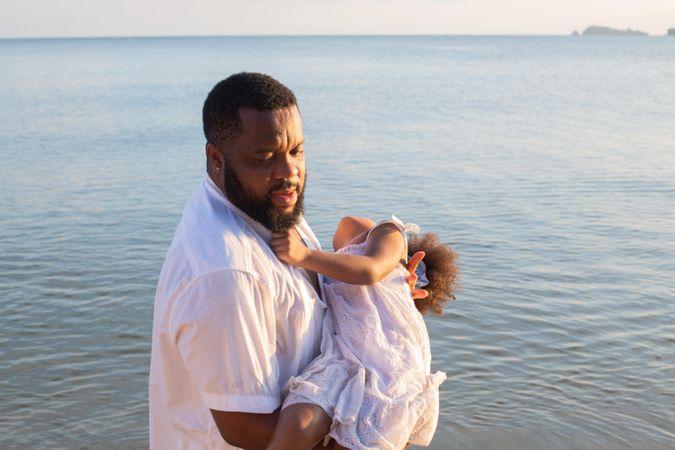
top-left (266, 403), bottom-right (331, 450)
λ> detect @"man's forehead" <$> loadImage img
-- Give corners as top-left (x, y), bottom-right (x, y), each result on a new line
top-left (238, 106), bottom-right (302, 148)
top-left (239, 106), bottom-right (300, 133)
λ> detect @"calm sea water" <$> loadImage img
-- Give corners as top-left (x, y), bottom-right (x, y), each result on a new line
top-left (1, 36), bottom-right (674, 449)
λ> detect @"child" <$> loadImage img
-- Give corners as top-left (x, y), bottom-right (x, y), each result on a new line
top-left (268, 216), bottom-right (459, 450)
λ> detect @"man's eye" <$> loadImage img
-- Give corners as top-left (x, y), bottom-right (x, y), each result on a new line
top-left (252, 158), bottom-right (272, 166)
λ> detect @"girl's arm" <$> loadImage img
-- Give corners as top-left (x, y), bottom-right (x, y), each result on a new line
top-left (331, 216), bottom-right (376, 250)
top-left (270, 222), bottom-right (405, 285)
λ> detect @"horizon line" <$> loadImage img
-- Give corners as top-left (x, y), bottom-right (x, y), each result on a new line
top-left (2, 32), bottom-right (672, 41)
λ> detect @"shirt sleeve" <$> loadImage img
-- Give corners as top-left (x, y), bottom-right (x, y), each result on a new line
top-left (170, 270), bottom-right (280, 414)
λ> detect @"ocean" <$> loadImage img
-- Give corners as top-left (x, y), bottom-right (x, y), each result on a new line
top-left (1, 35), bottom-right (674, 449)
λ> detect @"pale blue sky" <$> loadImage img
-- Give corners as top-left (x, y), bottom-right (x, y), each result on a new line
top-left (1, 0), bottom-right (674, 38)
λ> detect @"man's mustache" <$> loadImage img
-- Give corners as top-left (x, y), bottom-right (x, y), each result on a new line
top-left (268, 180), bottom-right (299, 192)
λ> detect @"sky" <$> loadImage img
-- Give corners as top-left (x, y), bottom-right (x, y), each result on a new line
top-left (1, 0), bottom-right (674, 38)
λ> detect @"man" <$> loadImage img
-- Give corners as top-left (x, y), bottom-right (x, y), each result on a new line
top-left (149, 73), bottom-right (424, 449)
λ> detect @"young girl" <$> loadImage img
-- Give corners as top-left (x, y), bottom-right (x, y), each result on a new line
top-left (268, 216), bottom-right (459, 450)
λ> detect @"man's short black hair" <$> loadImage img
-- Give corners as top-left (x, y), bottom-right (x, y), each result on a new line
top-left (202, 72), bottom-right (297, 149)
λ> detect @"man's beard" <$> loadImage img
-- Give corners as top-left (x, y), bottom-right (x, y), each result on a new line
top-left (223, 163), bottom-right (305, 232)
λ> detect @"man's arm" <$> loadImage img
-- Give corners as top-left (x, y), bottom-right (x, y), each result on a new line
top-left (210, 410), bottom-right (279, 450)
top-left (171, 271), bottom-right (283, 448)
top-left (211, 406), bottom-right (333, 450)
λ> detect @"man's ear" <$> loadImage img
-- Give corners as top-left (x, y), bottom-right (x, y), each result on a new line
top-left (206, 142), bottom-right (224, 170)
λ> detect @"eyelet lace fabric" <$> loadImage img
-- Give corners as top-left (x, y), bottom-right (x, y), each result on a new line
top-left (283, 238), bottom-right (446, 449)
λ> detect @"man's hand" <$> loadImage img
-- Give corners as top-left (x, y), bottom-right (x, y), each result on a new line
top-left (271, 229), bottom-right (311, 266)
top-left (406, 251), bottom-right (429, 300)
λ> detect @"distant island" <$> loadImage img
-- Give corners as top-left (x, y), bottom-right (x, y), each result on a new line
top-left (571, 26), bottom-right (649, 36)
top-left (669, 28), bottom-right (675, 36)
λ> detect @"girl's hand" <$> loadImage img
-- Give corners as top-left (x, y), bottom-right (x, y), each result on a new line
top-left (270, 229), bottom-right (311, 266)
top-left (406, 251), bottom-right (429, 300)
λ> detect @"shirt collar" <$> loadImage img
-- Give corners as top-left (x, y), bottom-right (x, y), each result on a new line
top-left (202, 173), bottom-right (275, 243)
top-left (203, 173), bottom-right (325, 301)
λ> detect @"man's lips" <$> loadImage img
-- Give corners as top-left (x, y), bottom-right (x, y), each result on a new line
top-left (270, 188), bottom-right (297, 206)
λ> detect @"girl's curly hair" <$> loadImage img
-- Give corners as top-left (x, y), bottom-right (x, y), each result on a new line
top-left (408, 233), bottom-right (459, 315)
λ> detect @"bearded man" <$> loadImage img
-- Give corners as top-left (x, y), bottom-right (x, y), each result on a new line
top-left (149, 73), bottom-right (423, 449)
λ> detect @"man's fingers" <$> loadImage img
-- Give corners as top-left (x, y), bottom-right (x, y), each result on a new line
top-left (406, 272), bottom-right (417, 290)
top-left (411, 288), bottom-right (429, 300)
top-left (406, 251), bottom-right (425, 273)
top-left (405, 251), bottom-right (427, 299)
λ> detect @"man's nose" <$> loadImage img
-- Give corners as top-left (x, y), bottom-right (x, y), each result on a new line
top-left (272, 154), bottom-right (297, 179)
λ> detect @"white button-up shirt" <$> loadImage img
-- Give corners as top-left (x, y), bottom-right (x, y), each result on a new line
top-left (149, 175), bottom-right (326, 449)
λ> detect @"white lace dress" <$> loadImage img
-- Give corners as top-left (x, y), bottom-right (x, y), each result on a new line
top-left (283, 222), bottom-right (446, 450)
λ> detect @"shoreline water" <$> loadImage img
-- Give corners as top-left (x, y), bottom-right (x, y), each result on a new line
top-left (1, 35), bottom-right (674, 449)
